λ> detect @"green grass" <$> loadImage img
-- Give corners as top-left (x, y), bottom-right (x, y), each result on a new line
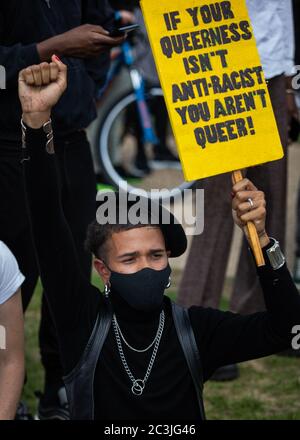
top-left (204, 356), bottom-right (300, 420)
top-left (96, 179), bottom-right (143, 193)
top-left (22, 275), bottom-right (300, 419)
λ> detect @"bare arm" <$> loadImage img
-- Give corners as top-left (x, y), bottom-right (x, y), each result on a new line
top-left (37, 24), bottom-right (125, 61)
top-left (0, 290), bottom-right (24, 420)
top-left (0, 7), bottom-right (124, 88)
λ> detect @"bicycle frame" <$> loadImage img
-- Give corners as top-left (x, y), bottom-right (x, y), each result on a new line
top-left (103, 40), bottom-right (159, 145)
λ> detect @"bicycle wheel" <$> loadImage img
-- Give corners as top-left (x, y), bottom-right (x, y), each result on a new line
top-left (97, 87), bottom-right (195, 200)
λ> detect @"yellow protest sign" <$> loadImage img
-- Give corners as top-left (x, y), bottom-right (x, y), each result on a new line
top-left (140, 0), bottom-right (284, 181)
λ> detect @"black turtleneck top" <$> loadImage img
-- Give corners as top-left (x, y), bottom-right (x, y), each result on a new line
top-left (94, 291), bottom-right (201, 420)
top-left (24, 127), bottom-right (300, 420)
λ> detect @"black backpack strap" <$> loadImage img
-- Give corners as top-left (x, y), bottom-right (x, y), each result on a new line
top-left (172, 301), bottom-right (206, 420)
top-left (63, 298), bottom-right (113, 420)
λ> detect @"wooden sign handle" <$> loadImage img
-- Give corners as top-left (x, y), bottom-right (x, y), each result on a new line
top-left (232, 170), bottom-right (265, 267)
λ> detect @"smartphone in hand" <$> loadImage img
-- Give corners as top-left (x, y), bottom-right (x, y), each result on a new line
top-left (109, 24), bottom-right (140, 38)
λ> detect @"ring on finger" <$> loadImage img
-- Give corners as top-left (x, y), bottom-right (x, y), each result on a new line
top-left (247, 198), bottom-right (254, 210)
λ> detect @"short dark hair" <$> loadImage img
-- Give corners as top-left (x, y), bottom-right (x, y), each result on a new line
top-left (85, 221), bottom-right (157, 260)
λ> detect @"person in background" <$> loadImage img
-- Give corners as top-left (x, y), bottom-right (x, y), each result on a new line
top-left (177, 0), bottom-right (298, 381)
top-left (294, 188), bottom-right (300, 285)
top-left (292, 0), bottom-right (300, 285)
top-left (109, 0), bottom-right (180, 176)
top-left (0, 242), bottom-right (25, 420)
top-left (0, 0), bottom-right (126, 419)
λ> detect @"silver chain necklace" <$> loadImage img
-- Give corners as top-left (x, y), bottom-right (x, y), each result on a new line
top-left (112, 310), bottom-right (165, 396)
top-left (114, 314), bottom-right (163, 353)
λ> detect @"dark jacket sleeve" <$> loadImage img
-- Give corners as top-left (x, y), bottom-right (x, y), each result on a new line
top-left (108, 0), bottom-right (140, 11)
top-left (82, 0), bottom-right (115, 94)
top-left (189, 247), bottom-right (300, 381)
top-left (0, 9), bottom-right (40, 88)
top-left (81, 0), bottom-right (115, 30)
top-left (293, 0), bottom-right (300, 65)
top-left (23, 126), bottom-right (101, 374)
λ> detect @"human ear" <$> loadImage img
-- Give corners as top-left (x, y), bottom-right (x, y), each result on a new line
top-left (94, 258), bottom-right (111, 285)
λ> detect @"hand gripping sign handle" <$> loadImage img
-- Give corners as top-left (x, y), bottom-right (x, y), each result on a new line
top-left (232, 170), bottom-right (265, 267)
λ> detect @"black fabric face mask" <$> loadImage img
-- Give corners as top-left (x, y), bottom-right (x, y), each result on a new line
top-left (109, 264), bottom-right (171, 312)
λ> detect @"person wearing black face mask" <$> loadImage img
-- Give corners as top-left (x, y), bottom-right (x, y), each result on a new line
top-left (107, 265), bottom-right (172, 312)
top-left (0, 0), bottom-right (128, 420)
top-left (19, 59), bottom-right (300, 420)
